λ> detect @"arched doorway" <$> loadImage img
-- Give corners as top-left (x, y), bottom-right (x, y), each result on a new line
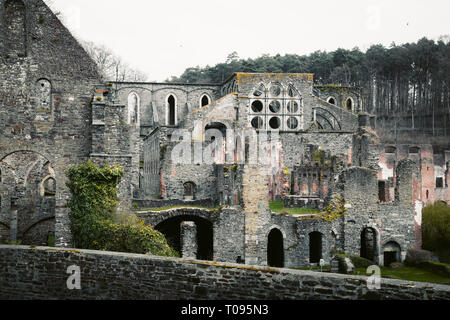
top-left (309, 231), bottom-right (322, 263)
top-left (155, 215), bottom-right (213, 261)
top-left (267, 228), bottom-right (284, 267)
top-left (383, 241), bottom-right (401, 266)
top-left (361, 227), bottom-right (377, 262)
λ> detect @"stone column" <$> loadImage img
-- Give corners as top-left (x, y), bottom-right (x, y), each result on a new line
top-left (180, 221), bottom-right (197, 259)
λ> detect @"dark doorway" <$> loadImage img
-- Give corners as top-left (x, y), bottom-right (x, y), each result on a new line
top-left (267, 229), bottom-right (284, 267)
top-left (155, 215), bottom-right (213, 260)
top-left (361, 228), bottom-right (377, 262)
top-left (383, 241), bottom-right (401, 266)
top-left (168, 95), bottom-right (176, 125)
top-left (309, 232), bottom-right (322, 263)
top-left (384, 252), bottom-right (397, 266)
top-left (378, 181), bottom-right (386, 202)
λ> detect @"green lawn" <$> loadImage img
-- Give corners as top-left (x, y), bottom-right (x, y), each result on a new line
top-left (355, 266), bottom-right (450, 285)
top-left (292, 265), bottom-right (449, 285)
top-left (135, 205), bottom-right (219, 212)
top-left (269, 201), bottom-right (319, 215)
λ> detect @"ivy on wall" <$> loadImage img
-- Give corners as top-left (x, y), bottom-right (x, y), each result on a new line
top-left (66, 161), bottom-right (178, 257)
top-left (319, 194), bottom-right (348, 222)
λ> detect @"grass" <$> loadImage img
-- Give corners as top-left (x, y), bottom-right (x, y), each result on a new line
top-left (136, 205), bottom-right (220, 212)
top-left (269, 201), bottom-right (319, 215)
top-left (292, 265), bottom-right (450, 285)
top-left (357, 266), bottom-right (450, 285)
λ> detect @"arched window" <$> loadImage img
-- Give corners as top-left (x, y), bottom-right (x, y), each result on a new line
top-left (36, 79), bottom-right (51, 112)
top-left (183, 182), bottom-right (196, 200)
top-left (345, 97), bottom-right (354, 112)
top-left (4, 0), bottom-right (26, 57)
top-left (127, 92), bottom-right (140, 124)
top-left (200, 94), bottom-right (211, 107)
top-left (43, 177), bottom-right (56, 197)
top-left (167, 95), bottom-right (177, 126)
top-left (327, 97), bottom-right (336, 105)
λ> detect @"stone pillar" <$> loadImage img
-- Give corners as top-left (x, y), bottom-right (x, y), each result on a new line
top-left (180, 221), bottom-right (197, 259)
top-left (242, 164), bottom-right (270, 265)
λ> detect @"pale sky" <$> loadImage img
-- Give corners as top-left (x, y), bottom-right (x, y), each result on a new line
top-left (44, 0), bottom-right (450, 82)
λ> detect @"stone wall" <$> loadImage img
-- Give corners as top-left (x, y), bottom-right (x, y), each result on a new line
top-left (0, 0), bottom-right (101, 246)
top-left (0, 245), bottom-right (449, 300)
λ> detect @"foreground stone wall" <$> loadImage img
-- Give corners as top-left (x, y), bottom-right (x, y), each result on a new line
top-left (0, 246), bottom-right (449, 300)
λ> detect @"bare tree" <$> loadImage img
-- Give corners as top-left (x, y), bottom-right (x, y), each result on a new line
top-left (81, 41), bottom-right (148, 82)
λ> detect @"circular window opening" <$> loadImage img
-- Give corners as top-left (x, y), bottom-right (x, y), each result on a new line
top-left (269, 117), bottom-right (281, 129)
top-left (287, 101), bottom-right (299, 113)
top-left (269, 100), bottom-right (281, 113)
top-left (328, 97), bottom-right (336, 105)
top-left (251, 116), bottom-right (264, 129)
top-left (251, 100), bottom-right (264, 113)
top-left (253, 84), bottom-right (265, 97)
top-left (270, 85), bottom-right (281, 97)
top-left (287, 117), bottom-right (298, 129)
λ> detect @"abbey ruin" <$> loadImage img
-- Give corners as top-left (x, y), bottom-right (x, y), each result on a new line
top-left (0, 0), bottom-right (448, 270)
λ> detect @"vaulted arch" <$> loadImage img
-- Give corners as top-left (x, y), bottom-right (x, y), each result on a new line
top-left (313, 107), bottom-right (341, 130)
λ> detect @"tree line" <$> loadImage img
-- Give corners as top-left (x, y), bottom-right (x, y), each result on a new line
top-left (168, 37), bottom-right (450, 138)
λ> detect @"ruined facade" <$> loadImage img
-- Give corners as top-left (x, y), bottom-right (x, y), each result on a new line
top-left (0, 0), bottom-right (447, 269)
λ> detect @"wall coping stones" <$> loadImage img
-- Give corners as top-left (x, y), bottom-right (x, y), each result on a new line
top-left (1, 245), bottom-right (449, 299)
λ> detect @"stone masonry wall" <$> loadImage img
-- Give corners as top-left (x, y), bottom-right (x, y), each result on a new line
top-left (0, 246), bottom-right (449, 300)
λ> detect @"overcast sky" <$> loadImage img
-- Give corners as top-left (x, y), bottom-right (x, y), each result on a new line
top-left (44, 0), bottom-right (450, 82)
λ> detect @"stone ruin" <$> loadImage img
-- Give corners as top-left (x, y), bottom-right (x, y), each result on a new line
top-left (0, 0), bottom-right (448, 269)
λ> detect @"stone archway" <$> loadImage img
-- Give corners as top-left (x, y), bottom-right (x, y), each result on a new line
top-left (0, 151), bottom-right (56, 245)
top-left (267, 228), bottom-right (284, 267)
top-left (383, 241), bottom-right (402, 266)
top-left (155, 215), bottom-right (213, 261)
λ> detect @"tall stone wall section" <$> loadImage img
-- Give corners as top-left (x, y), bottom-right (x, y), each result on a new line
top-left (0, 0), bottom-right (101, 246)
top-left (1, 246), bottom-right (449, 300)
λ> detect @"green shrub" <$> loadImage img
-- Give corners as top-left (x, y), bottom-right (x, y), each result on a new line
top-left (404, 248), bottom-right (439, 266)
top-left (66, 161), bottom-right (178, 257)
top-left (422, 201), bottom-right (450, 259)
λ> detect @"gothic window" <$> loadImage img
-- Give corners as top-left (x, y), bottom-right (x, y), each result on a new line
top-left (43, 177), bottom-right (56, 197)
top-left (127, 92), bottom-right (140, 124)
top-left (36, 79), bottom-right (51, 112)
top-left (4, 0), bottom-right (27, 57)
top-left (167, 95), bottom-right (177, 126)
top-left (346, 97), bottom-right (354, 112)
top-left (200, 94), bottom-right (210, 107)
